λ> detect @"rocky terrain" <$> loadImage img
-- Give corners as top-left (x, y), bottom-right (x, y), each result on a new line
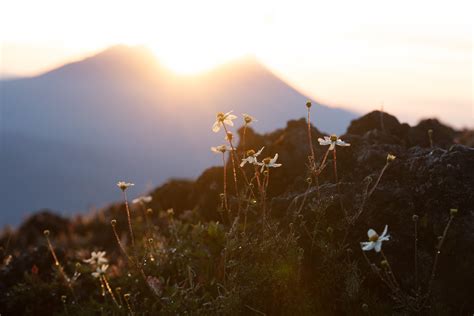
top-left (1, 111), bottom-right (473, 315)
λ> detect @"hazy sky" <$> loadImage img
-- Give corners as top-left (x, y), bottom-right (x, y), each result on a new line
top-left (1, 0), bottom-right (472, 127)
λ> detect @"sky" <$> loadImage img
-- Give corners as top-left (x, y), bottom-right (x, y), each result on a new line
top-left (1, 0), bottom-right (473, 127)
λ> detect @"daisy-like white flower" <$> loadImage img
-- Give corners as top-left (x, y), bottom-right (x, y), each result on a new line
top-left (132, 195), bottom-right (152, 205)
top-left (318, 134), bottom-right (350, 151)
top-left (212, 111), bottom-right (237, 133)
top-left (240, 147), bottom-right (264, 167)
top-left (117, 181), bottom-right (134, 191)
top-left (211, 145), bottom-right (233, 154)
top-left (360, 225), bottom-right (390, 253)
top-left (91, 264), bottom-right (109, 278)
top-left (257, 153), bottom-right (282, 172)
top-left (84, 251), bottom-right (108, 266)
top-left (243, 113), bottom-right (257, 125)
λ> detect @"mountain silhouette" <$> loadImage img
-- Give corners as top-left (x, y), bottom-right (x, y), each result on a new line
top-left (0, 45), bottom-right (357, 226)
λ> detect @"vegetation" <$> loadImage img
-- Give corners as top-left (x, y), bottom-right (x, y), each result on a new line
top-left (1, 106), bottom-right (472, 315)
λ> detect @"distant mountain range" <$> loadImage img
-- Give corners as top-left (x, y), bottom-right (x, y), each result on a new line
top-left (0, 45), bottom-right (357, 226)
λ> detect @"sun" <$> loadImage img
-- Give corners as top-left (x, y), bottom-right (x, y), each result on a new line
top-left (148, 43), bottom-right (247, 75)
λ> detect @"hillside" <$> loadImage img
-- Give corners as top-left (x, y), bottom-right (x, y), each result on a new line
top-left (0, 45), bottom-right (356, 226)
top-left (1, 111), bottom-right (473, 315)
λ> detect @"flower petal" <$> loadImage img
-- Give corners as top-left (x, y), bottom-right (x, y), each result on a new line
top-left (212, 121), bottom-right (221, 132)
top-left (367, 229), bottom-right (377, 238)
top-left (361, 242), bottom-right (375, 251)
top-left (374, 241), bottom-right (382, 252)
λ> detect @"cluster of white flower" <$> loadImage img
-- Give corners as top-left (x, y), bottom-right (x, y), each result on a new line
top-left (84, 251), bottom-right (109, 279)
top-left (211, 111), bottom-right (282, 172)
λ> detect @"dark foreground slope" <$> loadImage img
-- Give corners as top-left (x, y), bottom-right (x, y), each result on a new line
top-left (1, 111), bottom-right (473, 315)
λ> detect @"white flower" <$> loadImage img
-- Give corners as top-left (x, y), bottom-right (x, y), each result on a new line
top-left (132, 195), bottom-right (152, 205)
top-left (84, 251), bottom-right (108, 266)
top-left (240, 147), bottom-right (264, 167)
top-left (117, 181), bottom-right (134, 191)
top-left (360, 225), bottom-right (390, 253)
top-left (211, 145), bottom-right (233, 154)
top-left (318, 134), bottom-right (350, 151)
top-left (243, 113), bottom-right (257, 125)
top-left (91, 264), bottom-right (109, 278)
top-left (212, 111), bottom-right (237, 133)
top-left (257, 153), bottom-right (282, 172)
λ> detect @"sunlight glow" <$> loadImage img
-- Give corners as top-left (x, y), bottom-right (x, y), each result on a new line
top-left (1, 0), bottom-right (472, 125)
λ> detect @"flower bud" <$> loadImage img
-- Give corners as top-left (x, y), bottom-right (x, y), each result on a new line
top-left (306, 177), bottom-right (312, 184)
top-left (111, 219), bottom-right (117, 226)
top-left (361, 303), bottom-right (369, 313)
top-left (387, 154), bottom-right (396, 163)
top-left (381, 260), bottom-right (389, 268)
top-left (450, 208), bottom-right (458, 216)
top-left (306, 100), bottom-right (312, 108)
top-left (43, 230), bottom-right (50, 237)
top-left (412, 214), bottom-right (419, 221)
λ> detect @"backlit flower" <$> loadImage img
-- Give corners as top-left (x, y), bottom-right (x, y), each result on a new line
top-left (240, 147), bottom-right (264, 167)
top-left (318, 135), bottom-right (350, 151)
top-left (84, 251), bottom-right (108, 266)
top-left (117, 181), bottom-right (134, 191)
top-left (132, 195), bottom-right (152, 205)
top-left (360, 225), bottom-right (390, 253)
top-left (91, 264), bottom-right (109, 278)
top-left (243, 113), bottom-right (257, 125)
top-left (212, 111), bottom-right (237, 133)
top-left (257, 153), bottom-right (282, 172)
top-left (211, 145), bottom-right (232, 154)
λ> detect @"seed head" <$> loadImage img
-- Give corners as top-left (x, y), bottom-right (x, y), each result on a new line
top-left (330, 134), bottom-right (338, 142)
top-left (306, 100), bottom-right (312, 108)
top-left (450, 208), bottom-right (458, 216)
top-left (263, 157), bottom-right (272, 164)
top-left (306, 177), bottom-right (312, 184)
top-left (43, 230), bottom-right (50, 237)
top-left (146, 208), bottom-right (153, 215)
top-left (428, 129), bottom-right (433, 135)
top-left (361, 303), bottom-right (369, 313)
top-left (111, 219), bottom-right (117, 226)
top-left (246, 149), bottom-right (256, 157)
top-left (412, 214), bottom-right (419, 221)
top-left (124, 293), bottom-right (131, 300)
top-left (380, 260), bottom-right (389, 268)
top-left (61, 295), bottom-right (67, 303)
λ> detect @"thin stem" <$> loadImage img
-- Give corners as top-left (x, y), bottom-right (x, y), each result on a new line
top-left (241, 124), bottom-right (248, 159)
top-left (45, 234), bottom-right (77, 301)
top-left (124, 295), bottom-right (135, 316)
top-left (111, 223), bottom-right (133, 263)
top-left (414, 219), bottom-right (419, 292)
top-left (306, 108), bottom-right (320, 198)
top-left (102, 275), bottom-right (121, 308)
top-left (122, 191), bottom-right (135, 248)
top-left (368, 162), bottom-right (390, 197)
top-left (333, 149), bottom-right (346, 216)
top-left (222, 153), bottom-right (228, 211)
top-left (425, 215), bottom-right (454, 300)
top-left (380, 250), bottom-right (400, 289)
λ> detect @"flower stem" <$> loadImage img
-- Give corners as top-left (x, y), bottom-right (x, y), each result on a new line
top-left (332, 148), bottom-right (346, 216)
top-left (425, 214), bottom-right (454, 302)
top-left (122, 191), bottom-right (135, 248)
top-left (102, 275), bottom-right (121, 309)
top-left (306, 107), bottom-right (320, 198)
top-left (44, 233), bottom-right (77, 301)
top-left (222, 153), bottom-right (228, 211)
